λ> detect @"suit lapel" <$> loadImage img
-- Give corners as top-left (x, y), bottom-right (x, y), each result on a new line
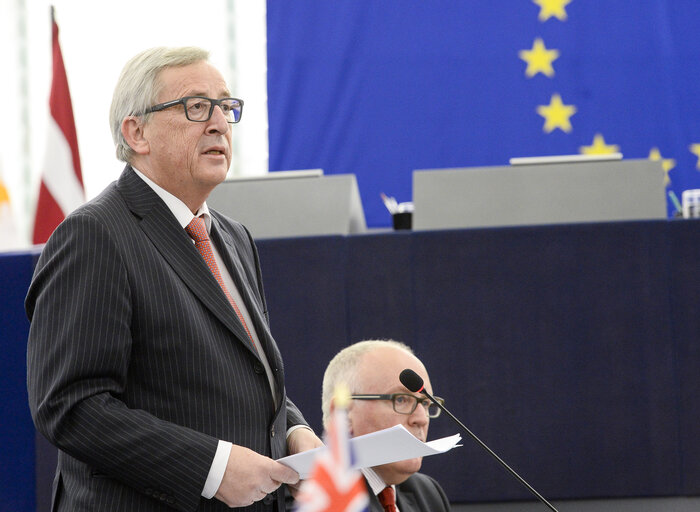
top-left (365, 485), bottom-right (383, 512)
top-left (396, 485), bottom-right (419, 512)
top-left (365, 478), bottom-right (419, 512)
top-left (210, 221), bottom-right (281, 366)
top-left (116, 166), bottom-right (259, 359)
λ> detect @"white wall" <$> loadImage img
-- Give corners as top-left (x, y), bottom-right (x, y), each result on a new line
top-left (0, 0), bottom-right (268, 246)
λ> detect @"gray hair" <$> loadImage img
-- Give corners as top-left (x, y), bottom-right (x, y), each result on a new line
top-left (109, 46), bottom-right (211, 163)
top-left (321, 339), bottom-right (413, 429)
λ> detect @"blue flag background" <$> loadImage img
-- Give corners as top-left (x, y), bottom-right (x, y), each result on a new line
top-left (267, 0), bottom-right (700, 227)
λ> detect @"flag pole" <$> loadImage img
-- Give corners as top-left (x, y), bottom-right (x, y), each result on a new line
top-left (16, 0), bottom-right (31, 244)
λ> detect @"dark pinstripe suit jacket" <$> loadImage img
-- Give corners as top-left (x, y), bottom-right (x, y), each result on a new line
top-left (26, 166), bottom-right (307, 512)
top-left (366, 473), bottom-right (451, 512)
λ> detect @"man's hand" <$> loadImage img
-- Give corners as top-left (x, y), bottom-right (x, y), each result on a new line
top-left (286, 427), bottom-right (325, 497)
top-left (287, 427), bottom-right (324, 456)
top-left (214, 444), bottom-right (300, 507)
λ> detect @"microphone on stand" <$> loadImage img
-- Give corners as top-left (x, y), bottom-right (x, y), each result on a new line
top-left (399, 368), bottom-right (559, 512)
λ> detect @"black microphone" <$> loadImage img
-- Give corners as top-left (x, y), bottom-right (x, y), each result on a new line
top-left (399, 368), bottom-right (559, 512)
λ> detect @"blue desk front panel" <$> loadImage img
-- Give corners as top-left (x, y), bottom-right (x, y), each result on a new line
top-left (3, 220), bottom-right (699, 507)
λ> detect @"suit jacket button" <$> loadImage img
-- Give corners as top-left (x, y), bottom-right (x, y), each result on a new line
top-left (254, 363), bottom-right (264, 374)
top-left (145, 488), bottom-right (154, 496)
top-left (263, 494), bottom-right (274, 505)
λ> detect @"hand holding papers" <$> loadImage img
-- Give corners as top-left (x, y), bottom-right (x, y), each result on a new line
top-left (278, 424), bottom-right (461, 479)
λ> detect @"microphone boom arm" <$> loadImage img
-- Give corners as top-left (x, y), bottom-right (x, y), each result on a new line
top-left (400, 368), bottom-right (558, 512)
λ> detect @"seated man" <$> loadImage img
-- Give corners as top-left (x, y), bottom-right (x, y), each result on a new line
top-left (322, 340), bottom-right (451, 512)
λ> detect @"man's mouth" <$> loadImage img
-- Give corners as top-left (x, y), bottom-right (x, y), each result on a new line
top-left (204, 150), bottom-right (224, 155)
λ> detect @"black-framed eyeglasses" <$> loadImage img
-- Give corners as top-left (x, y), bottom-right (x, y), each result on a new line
top-left (351, 393), bottom-right (444, 418)
top-left (139, 96), bottom-right (244, 123)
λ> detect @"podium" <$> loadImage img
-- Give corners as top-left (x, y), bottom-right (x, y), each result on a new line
top-left (412, 158), bottom-right (667, 230)
top-left (207, 171), bottom-right (366, 239)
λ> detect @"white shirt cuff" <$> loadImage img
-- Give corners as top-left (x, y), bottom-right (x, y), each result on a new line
top-left (286, 424), bottom-right (314, 438)
top-left (202, 427), bottom-right (312, 499)
top-left (201, 440), bottom-right (232, 499)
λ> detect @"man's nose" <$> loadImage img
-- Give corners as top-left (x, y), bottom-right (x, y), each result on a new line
top-left (206, 105), bottom-right (230, 133)
top-left (408, 404), bottom-right (430, 425)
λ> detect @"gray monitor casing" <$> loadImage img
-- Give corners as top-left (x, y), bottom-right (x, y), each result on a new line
top-left (412, 159), bottom-right (666, 230)
top-left (207, 172), bottom-right (366, 239)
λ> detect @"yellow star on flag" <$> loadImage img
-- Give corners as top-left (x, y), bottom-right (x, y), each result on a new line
top-left (536, 93), bottom-right (577, 133)
top-left (519, 37), bottom-right (560, 78)
top-left (533, 0), bottom-right (572, 22)
top-left (648, 147), bottom-right (675, 186)
top-left (689, 143), bottom-right (700, 170)
top-left (579, 133), bottom-right (620, 155)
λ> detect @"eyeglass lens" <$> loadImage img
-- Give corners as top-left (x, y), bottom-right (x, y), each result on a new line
top-left (185, 98), bottom-right (242, 123)
top-left (393, 395), bottom-right (441, 417)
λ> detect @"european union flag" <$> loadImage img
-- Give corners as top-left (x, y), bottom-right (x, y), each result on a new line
top-left (267, 0), bottom-right (700, 227)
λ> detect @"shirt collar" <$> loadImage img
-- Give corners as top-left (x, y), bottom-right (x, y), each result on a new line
top-left (362, 467), bottom-right (391, 496)
top-left (132, 166), bottom-right (212, 232)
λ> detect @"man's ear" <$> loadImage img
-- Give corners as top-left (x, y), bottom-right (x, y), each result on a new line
top-left (121, 116), bottom-right (150, 155)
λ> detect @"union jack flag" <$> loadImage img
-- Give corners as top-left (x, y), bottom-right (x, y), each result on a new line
top-left (294, 388), bottom-right (368, 512)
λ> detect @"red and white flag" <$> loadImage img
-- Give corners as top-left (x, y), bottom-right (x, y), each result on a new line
top-left (32, 7), bottom-right (84, 244)
top-left (294, 386), bottom-right (368, 512)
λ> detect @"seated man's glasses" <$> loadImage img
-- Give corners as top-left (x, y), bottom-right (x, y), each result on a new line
top-left (140, 96), bottom-right (243, 124)
top-left (351, 393), bottom-right (444, 418)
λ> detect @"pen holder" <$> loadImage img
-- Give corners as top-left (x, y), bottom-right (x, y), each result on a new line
top-left (682, 189), bottom-right (700, 218)
top-left (392, 212), bottom-right (412, 230)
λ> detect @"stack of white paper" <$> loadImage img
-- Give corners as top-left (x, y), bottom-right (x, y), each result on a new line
top-left (278, 424), bottom-right (461, 479)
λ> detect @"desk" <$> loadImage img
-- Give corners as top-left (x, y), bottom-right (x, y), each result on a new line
top-left (3, 220), bottom-right (699, 507)
top-left (257, 219), bottom-right (700, 502)
top-left (0, 250), bottom-right (39, 511)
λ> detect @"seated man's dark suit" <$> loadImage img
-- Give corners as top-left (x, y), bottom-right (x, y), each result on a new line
top-left (367, 472), bottom-right (451, 512)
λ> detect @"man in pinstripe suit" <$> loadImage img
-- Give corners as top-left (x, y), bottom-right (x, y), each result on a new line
top-left (26, 46), bottom-right (322, 511)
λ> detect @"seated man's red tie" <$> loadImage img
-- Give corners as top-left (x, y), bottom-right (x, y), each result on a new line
top-left (378, 486), bottom-right (397, 512)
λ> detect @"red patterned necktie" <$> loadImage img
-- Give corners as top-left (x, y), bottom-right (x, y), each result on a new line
top-left (378, 487), bottom-right (397, 512)
top-left (185, 216), bottom-right (256, 348)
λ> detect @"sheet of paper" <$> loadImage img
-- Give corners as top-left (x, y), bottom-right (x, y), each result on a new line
top-left (277, 424), bottom-right (461, 479)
